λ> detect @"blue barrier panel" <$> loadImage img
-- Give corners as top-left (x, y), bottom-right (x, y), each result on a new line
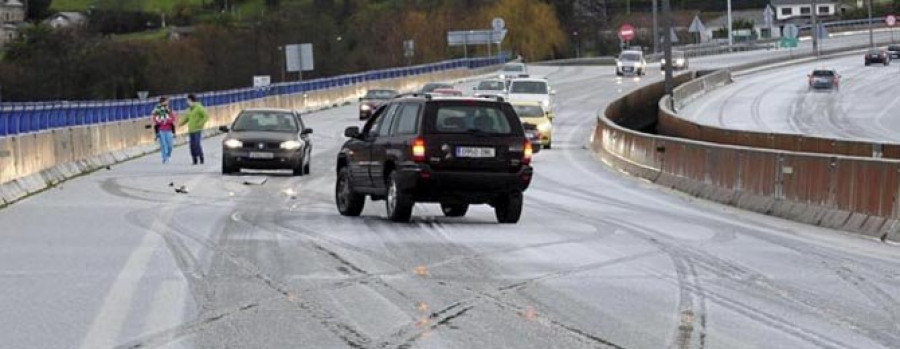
top-left (49, 105), bottom-right (62, 128)
top-left (19, 106), bottom-right (32, 134)
top-left (0, 105), bottom-right (9, 136)
top-left (9, 105), bottom-right (21, 135)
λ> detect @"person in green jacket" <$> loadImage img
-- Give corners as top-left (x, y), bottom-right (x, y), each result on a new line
top-left (180, 94), bottom-right (210, 165)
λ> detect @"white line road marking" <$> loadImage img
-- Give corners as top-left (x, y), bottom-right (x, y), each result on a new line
top-left (79, 231), bottom-right (161, 349)
top-left (142, 280), bottom-right (187, 337)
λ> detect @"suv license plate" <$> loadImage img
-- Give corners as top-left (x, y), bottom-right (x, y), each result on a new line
top-left (249, 152), bottom-right (274, 159)
top-left (456, 147), bottom-right (496, 158)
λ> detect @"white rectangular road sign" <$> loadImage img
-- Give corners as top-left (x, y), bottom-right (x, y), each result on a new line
top-left (285, 44), bottom-right (314, 72)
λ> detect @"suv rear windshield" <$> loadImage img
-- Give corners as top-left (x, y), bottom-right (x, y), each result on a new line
top-left (510, 81), bottom-right (548, 94)
top-left (812, 70), bottom-right (835, 77)
top-left (429, 103), bottom-right (515, 135)
top-left (889, 46), bottom-right (900, 51)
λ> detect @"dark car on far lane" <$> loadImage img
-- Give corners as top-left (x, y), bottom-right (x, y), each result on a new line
top-left (359, 89), bottom-right (398, 120)
top-left (865, 48), bottom-right (891, 66)
top-left (335, 95), bottom-right (534, 223)
top-left (807, 68), bottom-right (840, 91)
top-left (888, 45), bottom-right (900, 60)
top-left (420, 82), bottom-right (454, 93)
top-left (220, 108), bottom-right (313, 176)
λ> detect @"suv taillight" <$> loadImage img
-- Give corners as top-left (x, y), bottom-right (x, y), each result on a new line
top-left (522, 140), bottom-right (533, 165)
top-left (412, 137), bottom-right (426, 162)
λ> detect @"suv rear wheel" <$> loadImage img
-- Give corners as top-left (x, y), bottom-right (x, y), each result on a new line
top-left (495, 192), bottom-right (523, 224)
top-left (441, 203), bottom-right (469, 217)
top-left (336, 167), bottom-right (365, 216)
top-left (386, 172), bottom-right (414, 222)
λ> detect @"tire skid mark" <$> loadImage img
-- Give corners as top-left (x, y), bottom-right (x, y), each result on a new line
top-left (833, 265), bottom-right (900, 331)
top-left (375, 252), bottom-right (650, 349)
top-left (132, 204), bottom-right (375, 348)
top-left (528, 194), bottom-right (875, 348)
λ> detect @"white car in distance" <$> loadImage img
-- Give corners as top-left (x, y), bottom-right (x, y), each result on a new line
top-left (506, 78), bottom-right (555, 110)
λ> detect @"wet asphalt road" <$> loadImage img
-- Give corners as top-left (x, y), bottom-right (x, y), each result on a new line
top-left (1, 64), bottom-right (899, 349)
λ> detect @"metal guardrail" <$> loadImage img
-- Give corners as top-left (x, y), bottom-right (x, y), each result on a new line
top-left (0, 56), bottom-right (507, 137)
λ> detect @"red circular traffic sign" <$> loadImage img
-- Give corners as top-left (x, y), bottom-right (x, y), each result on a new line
top-left (619, 23), bottom-right (636, 42)
top-left (886, 15), bottom-right (897, 27)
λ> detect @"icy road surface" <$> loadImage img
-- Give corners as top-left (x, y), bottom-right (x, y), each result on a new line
top-left (1, 65), bottom-right (899, 349)
top-left (679, 53), bottom-right (900, 142)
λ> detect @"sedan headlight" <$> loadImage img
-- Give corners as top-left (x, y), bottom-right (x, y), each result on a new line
top-left (223, 139), bottom-right (243, 149)
top-left (675, 58), bottom-right (685, 65)
top-left (360, 104), bottom-right (372, 111)
top-left (616, 61), bottom-right (623, 67)
top-left (537, 122), bottom-right (552, 132)
top-left (280, 140), bottom-right (303, 150)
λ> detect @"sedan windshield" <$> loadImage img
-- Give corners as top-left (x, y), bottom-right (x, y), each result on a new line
top-left (503, 64), bottom-right (525, 72)
top-left (477, 81), bottom-right (506, 90)
top-left (510, 81), bottom-right (548, 94)
top-left (364, 90), bottom-right (397, 99)
top-left (890, 45), bottom-right (900, 51)
top-left (620, 53), bottom-right (642, 61)
top-left (422, 83), bottom-right (453, 92)
top-left (232, 112), bottom-right (298, 132)
top-left (513, 105), bottom-right (545, 118)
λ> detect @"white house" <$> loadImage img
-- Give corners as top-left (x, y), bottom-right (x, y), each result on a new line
top-left (772, 0), bottom-right (839, 21)
top-left (0, 0), bottom-right (26, 47)
top-left (44, 12), bottom-right (88, 29)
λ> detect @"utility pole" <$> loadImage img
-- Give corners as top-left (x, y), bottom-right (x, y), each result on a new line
top-left (867, 0), bottom-right (875, 48)
top-left (662, 0), bottom-right (674, 96)
top-left (727, 0), bottom-right (733, 47)
top-left (811, 0), bottom-right (819, 56)
top-left (652, 0), bottom-right (659, 53)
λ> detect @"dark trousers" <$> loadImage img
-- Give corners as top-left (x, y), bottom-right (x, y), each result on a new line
top-left (189, 131), bottom-right (204, 164)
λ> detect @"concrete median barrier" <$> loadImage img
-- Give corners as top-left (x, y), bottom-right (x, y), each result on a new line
top-left (0, 64), bottom-right (502, 207)
top-left (594, 76), bottom-right (900, 243)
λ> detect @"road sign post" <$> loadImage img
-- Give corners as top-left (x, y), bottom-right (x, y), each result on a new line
top-left (618, 23), bottom-right (635, 45)
top-left (886, 15), bottom-right (896, 43)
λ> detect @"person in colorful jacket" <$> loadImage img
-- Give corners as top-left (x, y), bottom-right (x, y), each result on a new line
top-left (180, 94), bottom-right (209, 165)
top-left (152, 97), bottom-right (177, 164)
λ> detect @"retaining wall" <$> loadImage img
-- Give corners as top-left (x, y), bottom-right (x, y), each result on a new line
top-left (592, 78), bottom-right (900, 243)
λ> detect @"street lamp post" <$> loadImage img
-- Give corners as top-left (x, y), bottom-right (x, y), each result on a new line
top-left (573, 31), bottom-right (580, 58)
top-left (727, 0), bottom-right (733, 48)
top-left (811, 0), bottom-right (819, 56)
top-left (662, 0), bottom-right (674, 96)
top-left (652, 0), bottom-right (659, 53)
top-left (867, 0), bottom-right (875, 48)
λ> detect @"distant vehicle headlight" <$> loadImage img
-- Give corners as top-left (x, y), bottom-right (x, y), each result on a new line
top-left (280, 140), bottom-right (303, 150)
top-left (538, 122), bottom-right (552, 132)
top-left (676, 58), bottom-right (685, 65)
top-left (360, 104), bottom-right (372, 111)
top-left (499, 74), bottom-right (507, 79)
top-left (224, 139), bottom-right (243, 149)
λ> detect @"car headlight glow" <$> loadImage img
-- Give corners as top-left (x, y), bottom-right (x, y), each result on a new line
top-left (499, 74), bottom-right (507, 79)
top-left (676, 58), bottom-right (685, 65)
top-left (538, 123), bottom-right (552, 132)
top-left (280, 140), bottom-right (302, 150)
top-left (224, 139), bottom-right (243, 148)
top-left (540, 100), bottom-right (550, 107)
top-left (616, 61), bottom-right (623, 67)
top-left (360, 104), bottom-right (372, 111)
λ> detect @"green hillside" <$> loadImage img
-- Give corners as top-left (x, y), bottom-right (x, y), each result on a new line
top-left (51, 0), bottom-right (211, 13)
